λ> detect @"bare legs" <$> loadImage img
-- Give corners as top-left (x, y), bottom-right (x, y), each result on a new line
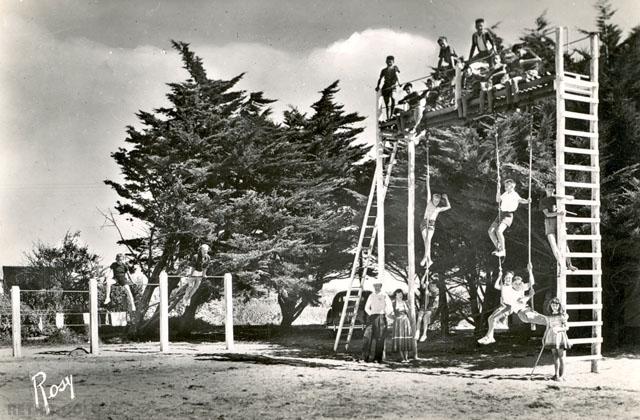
top-left (552, 348), bottom-right (566, 381)
top-left (415, 310), bottom-right (432, 341)
top-left (546, 233), bottom-right (577, 271)
top-left (182, 276), bottom-right (202, 307)
top-left (420, 227), bottom-right (435, 267)
top-left (488, 222), bottom-right (507, 256)
top-left (478, 305), bottom-right (511, 343)
top-left (382, 94), bottom-right (395, 120)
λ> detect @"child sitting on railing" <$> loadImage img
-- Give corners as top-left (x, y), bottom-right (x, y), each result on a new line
top-left (505, 43), bottom-right (542, 105)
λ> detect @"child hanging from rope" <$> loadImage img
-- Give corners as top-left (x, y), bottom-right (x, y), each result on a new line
top-left (488, 178), bottom-right (530, 258)
top-left (104, 253), bottom-right (137, 311)
top-left (539, 181), bottom-right (577, 271)
top-left (543, 297), bottom-right (571, 381)
top-left (375, 55), bottom-right (401, 121)
top-left (477, 268), bottom-right (514, 344)
top-left (415, 281), bottom-right (439, 342)
top-left (420, 175), bottom-right (451, 268)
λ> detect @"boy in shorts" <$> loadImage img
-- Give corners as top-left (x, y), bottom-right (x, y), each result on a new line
top-left (539, 182), bottom-right (577, 271)
top-left (488, 178), bottom-right (530, 258)
top-left (415, 281), bottom-right (439, 342)
top-left (104, 253), bottom-right (136, 310)
top-left (375, 55), bottom-right (401, 120)
top-left (419, 175), bottom-right (451, 267)
top-left (436, 36), bottom-right (458, 83)
top-left (467, 18), bottom-right (496, 68)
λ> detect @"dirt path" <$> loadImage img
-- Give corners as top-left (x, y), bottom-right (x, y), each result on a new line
top-left (0, 342), bottom-right (639, 419)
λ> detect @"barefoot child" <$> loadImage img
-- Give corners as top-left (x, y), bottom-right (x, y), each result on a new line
top-left (488, 178), bottom-right (530, 258)
top-left (477, 269), bottom-right (515, 344)
top-left (544, 297), bottom-right (571, 381)
top-left (539, 182), bottom-right (577, 271)
top-left (391, 289), bottom-right (412, 362)
top-left (416, 281), bottom-right (439, 342)
top-left (420, 177), bottom-right (451, 268)
top-left (375, 55), bottom-right (401, 120)
top-left (104, 253), bottom-right (136, 311)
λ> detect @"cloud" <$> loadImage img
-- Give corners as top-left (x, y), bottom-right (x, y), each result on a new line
top-left (0, 15), bottom-right (437, 264)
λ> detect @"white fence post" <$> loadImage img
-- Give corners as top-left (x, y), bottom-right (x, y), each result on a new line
top-left (224, 273), bottom-right (234, 350)
top-left (89, 278), bottom-right (99, 355)
top-left (159, 271), bottom-right (169, 353)
top-left (11, 286), bottom-right (21, 358)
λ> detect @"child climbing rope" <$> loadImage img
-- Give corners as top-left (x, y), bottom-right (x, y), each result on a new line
top-left (488, 178), bottom-right (530, 258)
top-left (419, 175), bottom-right (451, 268)
top-left (539, 181), bottom-right (577, 271)
top-left (391, 289), bottom-right (412, 362)
top-left (375, 55), bottom-right (401, 121)
top-left (477, 268), bottom-right (515, 344)
top-left (104, 253), bottom-right (137, 311)
top-left (415, 281), bottom-right (439, 342)
top-left (543, 297), bottom-right (571, 381)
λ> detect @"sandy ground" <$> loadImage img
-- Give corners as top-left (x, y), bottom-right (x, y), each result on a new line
top-left (1, 331), bottom-right (639, 420)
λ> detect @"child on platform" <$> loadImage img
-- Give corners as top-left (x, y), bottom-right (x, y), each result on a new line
top-left (488, 178), bottom-right (530, 258)
top-left (437, 36), bottom-right (458, 82)
top-left (467, 18), bottom-right (496, 68)
top-left (376, 55), bottom-right (401, 120)
top-left (398, 83), bottom-right (427, 131)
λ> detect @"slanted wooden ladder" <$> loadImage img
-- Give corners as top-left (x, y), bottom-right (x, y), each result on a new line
top-left (332, 97), bottom-right (404, 352)
top-left (555, 28), bottom-right (602, 372)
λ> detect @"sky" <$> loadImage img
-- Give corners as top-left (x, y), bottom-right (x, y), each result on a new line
top-left (1, 0), bottom-right (638, 268)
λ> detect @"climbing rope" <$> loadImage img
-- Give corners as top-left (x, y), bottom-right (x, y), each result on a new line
top-left (495, 132), bottom-right (503, 273)
top-left (528, 118), bottom-right (536, 331)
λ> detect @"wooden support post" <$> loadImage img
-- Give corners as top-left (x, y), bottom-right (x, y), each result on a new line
top-left (454, 65), bottom-right (462, 117)
top-left (375, 92), bottom-right (385, 282)
top-left (407, 134), bottom-right (417, 358)
top-left (555, 26), bottom-right (567, 306)
top-left (159, 271), bottom-right (169, 353)
top-left (590, 33), bottom-right (601, 374)
top-left (11, 286), bottom-right (21, 358)
top-left (224, 273), bottom-right (234, 350)
top-left (89, 278), bottom-right (99, 355)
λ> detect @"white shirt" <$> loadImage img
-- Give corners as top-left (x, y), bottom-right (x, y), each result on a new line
top-left (499, 190), bottom-right (522, 212)
top-left (365, 291), bottom-right (393, 315)
top-left (502, 285), bottom-right (528, 312)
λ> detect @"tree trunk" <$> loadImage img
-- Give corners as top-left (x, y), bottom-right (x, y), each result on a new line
top-left (278, 293), bottom-right (308, 328)
top-left (439, 281), bottom-right (449, 337)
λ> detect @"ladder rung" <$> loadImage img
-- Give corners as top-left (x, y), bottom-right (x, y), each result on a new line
top-left (568, 337), bottom-right (603, 345)
top-left (565, 216), bottom-right (599, 223)
top-left (566, 252), bottom-right (601, 258)
top-left (566, 269), bottom-right (602, 275)
top-left (566, 304), bottom-right (603, 310)
top-left (564, 181), bottom-right (598, 189)
top-left (563, 71), bottom-right (590, 80)
top-left (561, 92), bottom-right (599, 103)
top-left (566, 287), bottom-right (602, 292)
top-left (565, 199), bottom-right (599, 206)
top-left (563, 164), bottom-right (599, 172)
top-left (562, 129), bottom-right (597, 139)
top-left (564, 111), bottom-right (598, 121)
top-left (567, 354), bottom-right (602, 362)
top-left (566, 234), bottom-right (601, 240)
top-left (563, 76), bottom-right (597, 87)
top-left (562, 146), bottom-right (598, 155)
top-left (567, 321), bottom-right (603, 327)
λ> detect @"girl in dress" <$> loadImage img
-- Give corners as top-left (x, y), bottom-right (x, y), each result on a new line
top-left (391, 289), bottom-right (413, 362)
top-left (544, 297), bottom-right (571, 381)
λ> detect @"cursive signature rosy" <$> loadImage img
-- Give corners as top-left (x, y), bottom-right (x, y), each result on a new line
top-left (31, 371), bottom-right (75, 414)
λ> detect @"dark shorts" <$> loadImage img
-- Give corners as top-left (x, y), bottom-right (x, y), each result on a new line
top-left (490, 212), bottom-right (514, 229)
top-left (381, 85), bottom-right (396, 99)
top-left (113, 275), bottom-right (131, 286)
top-left (545, 217), bottom-right (557, 235)
top-left (420, 219), bottom-right (436, 231)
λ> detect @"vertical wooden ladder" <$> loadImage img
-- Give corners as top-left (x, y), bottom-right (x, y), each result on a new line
top-left (555, 28), bottom-right (602, 372)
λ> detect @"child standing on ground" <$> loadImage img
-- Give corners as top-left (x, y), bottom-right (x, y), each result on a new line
top-left (544, 297), bottom-right (570, 381)
top-left (391, 289), bottom-right (412, 362)
top-left (182, 243), bottom-right (211, 307)
top-left (488, 178), bottom-right (530, 258)
top-left (376, 55), bottom-right (401, 121)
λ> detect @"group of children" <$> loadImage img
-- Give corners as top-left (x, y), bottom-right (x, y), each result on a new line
top-left (376, 18), bottom-right (543, 125)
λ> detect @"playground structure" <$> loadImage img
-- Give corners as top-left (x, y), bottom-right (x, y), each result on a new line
top-left (8, 272), bottom-right (234, 357)
top-left (334, 27), bottom-right (602, 372)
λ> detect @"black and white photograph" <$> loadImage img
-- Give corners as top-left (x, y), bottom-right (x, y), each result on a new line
top-left (1, 0), bottom-right (639, 418)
